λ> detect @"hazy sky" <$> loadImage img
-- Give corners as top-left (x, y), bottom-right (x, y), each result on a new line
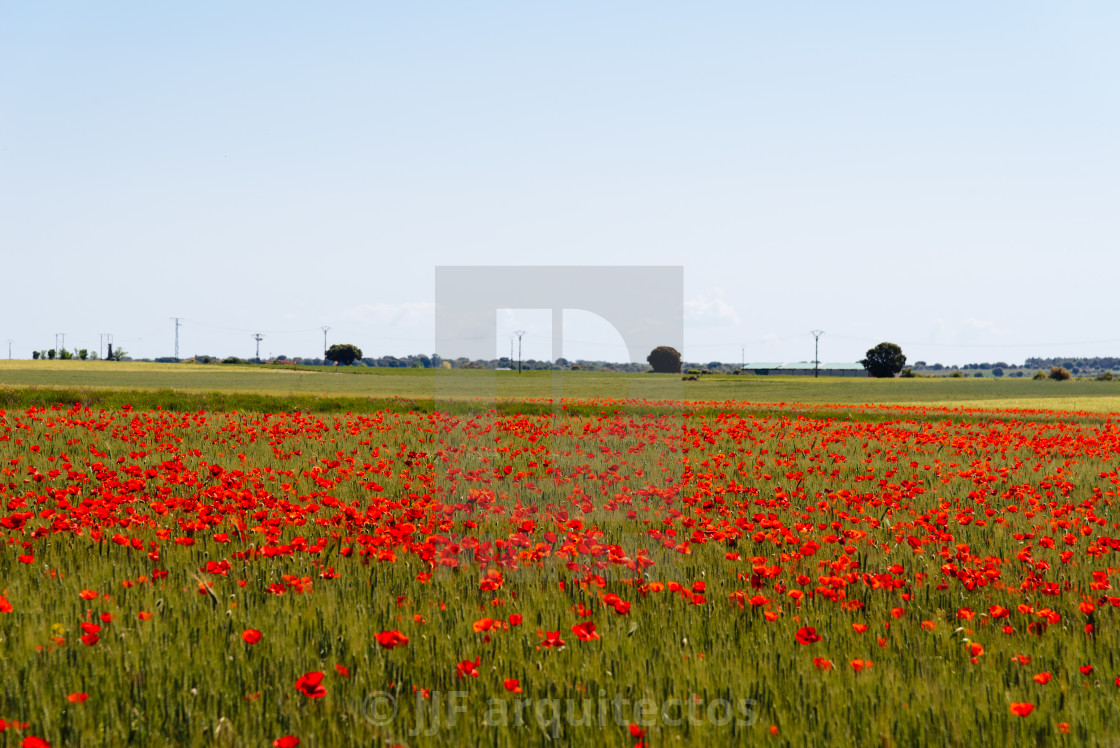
top-left (3, 2), bottom-right (1117, 365)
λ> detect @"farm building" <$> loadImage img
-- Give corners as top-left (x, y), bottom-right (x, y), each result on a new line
top-left (742, 362), bottom-right (868, 377)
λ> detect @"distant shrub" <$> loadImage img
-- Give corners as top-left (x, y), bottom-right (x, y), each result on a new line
top-left (1097, 371), bottom-right (1114, 381)
top-left (899, 368), bottom-right (916, 378)
top-left (1049, 366), bottom-right (1072, 381)
top-left (686, 369), bottom-right (701, 376)
top-left (949, 371), bottom-right (964, 378)
top-left (221, 357), bottom-right (246, 365)
top-left (992, 367), bottom-right (1004, 377)
top-left (1032, 371), bottom-right (1047, 380)
top-left (973, 372), bottom-right (983, 377)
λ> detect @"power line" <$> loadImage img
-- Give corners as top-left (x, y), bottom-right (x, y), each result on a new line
top-left (513, 330), bottom-right (526, 374)
top-left (811, 330), bottom-right (824, 378)
top-left (171, 317), bottom-right (183, 359)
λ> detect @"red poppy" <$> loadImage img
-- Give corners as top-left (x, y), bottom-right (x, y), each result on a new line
top-left (851, 623), bottom-right (868, 633)
top-left (138, 611), bottom-right (153, 621)
top-left (813, 657), bottom-right (833, 670)
top-left (508, 614), bottom-right (523, 626)
top-left (79, 590), bottom-right (98, 601)
top-left (540, 630), bottom-right (566, 648)
top-left (376, 630), bottom-right (409, 649)
top-left (456, 657), bottom-right (481, 679)
top-left (1080, 665), bottom-right (1093, 675)
top-left (571, 622), bottom-right (600, 642)
top-left (22, 737), bottom-right (52, 748)
top-left (473, 618), bottom-right (495, 633)
top-left (1033, 672), bottom-right (1052, 685)
top-left (504, 678), bottom-right (522, 693)
top-left (1009, 703), bottom-right (1034, 717)
top-left (272, 738), bottom-right (300, 748)
top-left (334, 664), bottom-right (350, 678)
top-left (66, 692), bottom-right (89, 703)
top-left (850, 659), bottom-right (872, 672)
top-left (0, 595), bottom-right (12, 614)
top-left (629, 723), bottom-right (647, 738)
top-left (242, 629), bottom-right (262, 645)
top-left (795, 626), bottom-right (821, 645)
top-left (294, 672), bottom-right (327, 699)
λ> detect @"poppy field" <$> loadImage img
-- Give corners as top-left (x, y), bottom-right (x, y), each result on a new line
top-left (3, 399), bottom-right (1120, 746)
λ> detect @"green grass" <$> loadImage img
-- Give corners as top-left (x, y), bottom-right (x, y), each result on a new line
top-left (3, 361), bottom-right (1120, 415)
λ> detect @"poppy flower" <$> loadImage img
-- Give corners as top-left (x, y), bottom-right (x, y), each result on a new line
top-left (851, 623), bottom-right (868, 634)
top-left (473, 618), bottom-right (495, 633)
top-left (1080, 665), bottom-right (1093, 675)
top-left (1057, 722), bottom-right (1070, 734)
top-left (795, 626), bottom-right (821, 645)
top-left (138, 612), bottom-right (153, 621)
top-left (79, 590), bottom-right (98, 601)
top-left (630, 723), bottom-right (647, 738)
top-left (272, 738), bottom-right (300, 748)
top-left (504, 678), bottom-right (522, 693)
top-left (1033, 672), bottom-right (1052, 685)
top-left (540, 630), bottom-right (566, 649)
top-left (376, 630), bottom-right (409, 649)
top-left (0, 595), bottom-right (12, 614)
top-left (456, 657), bottom-right (481, 679)
top-left (571, 622), bottom-right (600, 642)
top-left (66, 692), bottom-right (89, 703)
top-left (1009, 703), bottom-right (1034, 717)
top-left (813, 657), bottom-right (833, 670)
top-left (508, 614), bottom-right (523, 626)
top-left (21, 737), bottom-right (52, 748)
top-left (294, 672), bottom-right (327, 699)
top-left (334, 664), bottom-right (350, 678)
top-left (242, 629), bottom-right (262, 645)
top-left (850, 659), bottom-right (872, 672)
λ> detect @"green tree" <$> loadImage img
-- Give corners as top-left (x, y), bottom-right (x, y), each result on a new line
top-left (646, 346), bottom-right (682, 373)
top-left (325, 343), bottom-right (363, 366)
top-left (860, 342), bottom-right (906, 378)
top-left (1049, 366), bottom-right (1071, 381)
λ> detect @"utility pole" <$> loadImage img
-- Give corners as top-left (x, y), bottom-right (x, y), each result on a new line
top-left (253, 334), bottom-right (264, 361)
top-left (100, 333), bottom-right (113, 360)
top-left (514, 330), bottom-right (526, 374)
top-left (171, 317), bottom-right (183, 359)
top-left (55, 333), bottom-right (64, 356)
top-left (811, 330), bottom-right (824, 378)
top-left (321, 326), bottom-right (330, 357)
top-left (6, 339), bottom-right (11, 359)
top-left (510, 336), bottom-right (514, 366)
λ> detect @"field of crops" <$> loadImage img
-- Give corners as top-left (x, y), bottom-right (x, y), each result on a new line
top-left (4, 395), bottom-right (1120, 746)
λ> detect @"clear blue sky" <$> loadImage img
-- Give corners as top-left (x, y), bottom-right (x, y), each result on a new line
top-left (3, 2), bottom-right (1117, 365)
